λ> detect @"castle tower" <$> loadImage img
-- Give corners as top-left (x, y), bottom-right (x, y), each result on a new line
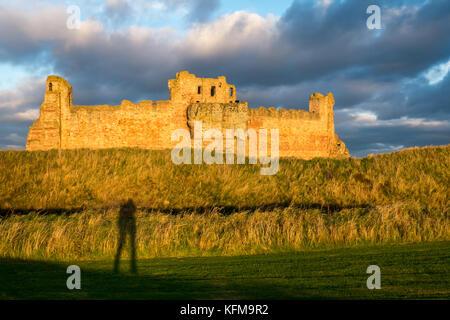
top-left (308, 92), bottom-right (348, 157)
top-left (26, 76), bottom-right (72, 150)
top-left (168, 71), bottom-right (237, 104)
top-left (45, 75), bottom-right (73, 114)
top-left (308, 92), bottom-right (335, 133)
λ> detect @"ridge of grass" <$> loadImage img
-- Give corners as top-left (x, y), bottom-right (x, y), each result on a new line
top-left (0, 145), bottom-right (448, 210)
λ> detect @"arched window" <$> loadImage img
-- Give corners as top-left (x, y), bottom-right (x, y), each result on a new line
top-left (49, 83), bottom-right (53, 91)
top-left (211, 86), bottom-right (216, 97)
top-left (229, 87), bottom-right (233, 97)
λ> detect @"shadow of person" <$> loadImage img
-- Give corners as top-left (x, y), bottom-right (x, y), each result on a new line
top-left (114, 199), bottom-right (137, 274)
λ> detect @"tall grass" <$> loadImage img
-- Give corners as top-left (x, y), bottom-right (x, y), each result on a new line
top-left (0, 145), bottom-right (448, 260)
top-left (0, 145), bottom-right (448, 210)
top-left (0, 202), bottom-right (448, 261)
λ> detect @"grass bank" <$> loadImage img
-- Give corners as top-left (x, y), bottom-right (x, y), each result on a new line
top-left (0, 145), bottom-right (448, 210)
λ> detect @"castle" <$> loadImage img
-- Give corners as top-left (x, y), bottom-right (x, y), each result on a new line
top-left (26, 71), bottom-right (349, 159)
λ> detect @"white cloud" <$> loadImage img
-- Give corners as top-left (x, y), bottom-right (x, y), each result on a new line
top-left (4, 109), bottom-right (40, 121)
top-left (180, 11), bottom-right (279, 57)
top-left (351, 111), bottom-right (377, 122)
top-left (365, 143), bottom-right (405, 156)
top-left (341, 109), bottom-right (449, 129)
top-left (395, 117), bottom-right (448, 128)
top-left (424, 59), bottom-right (450, 85)
top-left (5, 133), bottom-right (25, 143)
top-left (0, 4), bottom-right (68, 42)
top-left (0, 78), bottom-right (44, 110)
top-left (316, 0), bottom-right (333, 9)
top-left (150, 1), bottom-right (167, 10)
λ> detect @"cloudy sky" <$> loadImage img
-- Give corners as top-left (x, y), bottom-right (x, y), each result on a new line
top-left (0, 0), bottom-right (449, 156)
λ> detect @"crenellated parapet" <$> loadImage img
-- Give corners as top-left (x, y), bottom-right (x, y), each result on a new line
top-left (248, 106), bottom-right (320, 120)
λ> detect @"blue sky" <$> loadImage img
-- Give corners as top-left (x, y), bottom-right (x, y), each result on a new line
top-left (0, 0), bottom-right (449, 156)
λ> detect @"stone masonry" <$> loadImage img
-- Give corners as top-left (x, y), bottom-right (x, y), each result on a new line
top-left (26, 71), bottom-right (349, 159)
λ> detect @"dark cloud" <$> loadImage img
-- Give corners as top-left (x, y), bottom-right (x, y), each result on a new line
top-left (0, 77), bottom-right (45, 149)
top-left (336, 116), bottom-right (450, 157)
top-left (399, 74), bottom-right (450, 120)
top-left (278, 0), bottom-right (450, 81)
top-left (0, 123), bottom-right (32, 150)
top-left (0, 5), bottom-right (66, 65)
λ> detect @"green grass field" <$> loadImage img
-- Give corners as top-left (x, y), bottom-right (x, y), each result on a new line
top-left (1, 242), bottom-right (449, 300)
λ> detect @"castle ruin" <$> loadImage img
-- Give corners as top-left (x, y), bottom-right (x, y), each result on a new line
top-left (26, 71), bottom-right (349, 159)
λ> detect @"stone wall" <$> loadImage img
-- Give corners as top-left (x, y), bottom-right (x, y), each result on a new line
top-left (186, 102), bottom-right (248, 136)
top-left (247, 93), bottom-right (348, 159)
top-left (60, 100), bottom-right (187, 150)
top-left (26, 71), bottom-right (349, 159)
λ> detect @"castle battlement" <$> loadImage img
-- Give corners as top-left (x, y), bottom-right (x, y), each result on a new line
top-left (26, 71), bottom-right (349, 159)
top-left (248, 107), bottom-right (320, 120)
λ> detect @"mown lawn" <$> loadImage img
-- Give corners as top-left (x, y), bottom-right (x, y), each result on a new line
top-left (1, 242), bottom-right (449, 300)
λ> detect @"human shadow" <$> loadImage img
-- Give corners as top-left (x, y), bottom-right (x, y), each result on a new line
top-left (114, 199), bottom-right (137, 274)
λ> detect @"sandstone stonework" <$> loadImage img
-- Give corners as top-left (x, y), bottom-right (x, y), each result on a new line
top-left (26, 71), bottom-right (349, 159)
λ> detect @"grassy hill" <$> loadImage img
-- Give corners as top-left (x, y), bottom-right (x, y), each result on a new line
top-left (1, 145), bottom-right (448, 210)
top-left (0, 145), bottom-right (448, 260)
